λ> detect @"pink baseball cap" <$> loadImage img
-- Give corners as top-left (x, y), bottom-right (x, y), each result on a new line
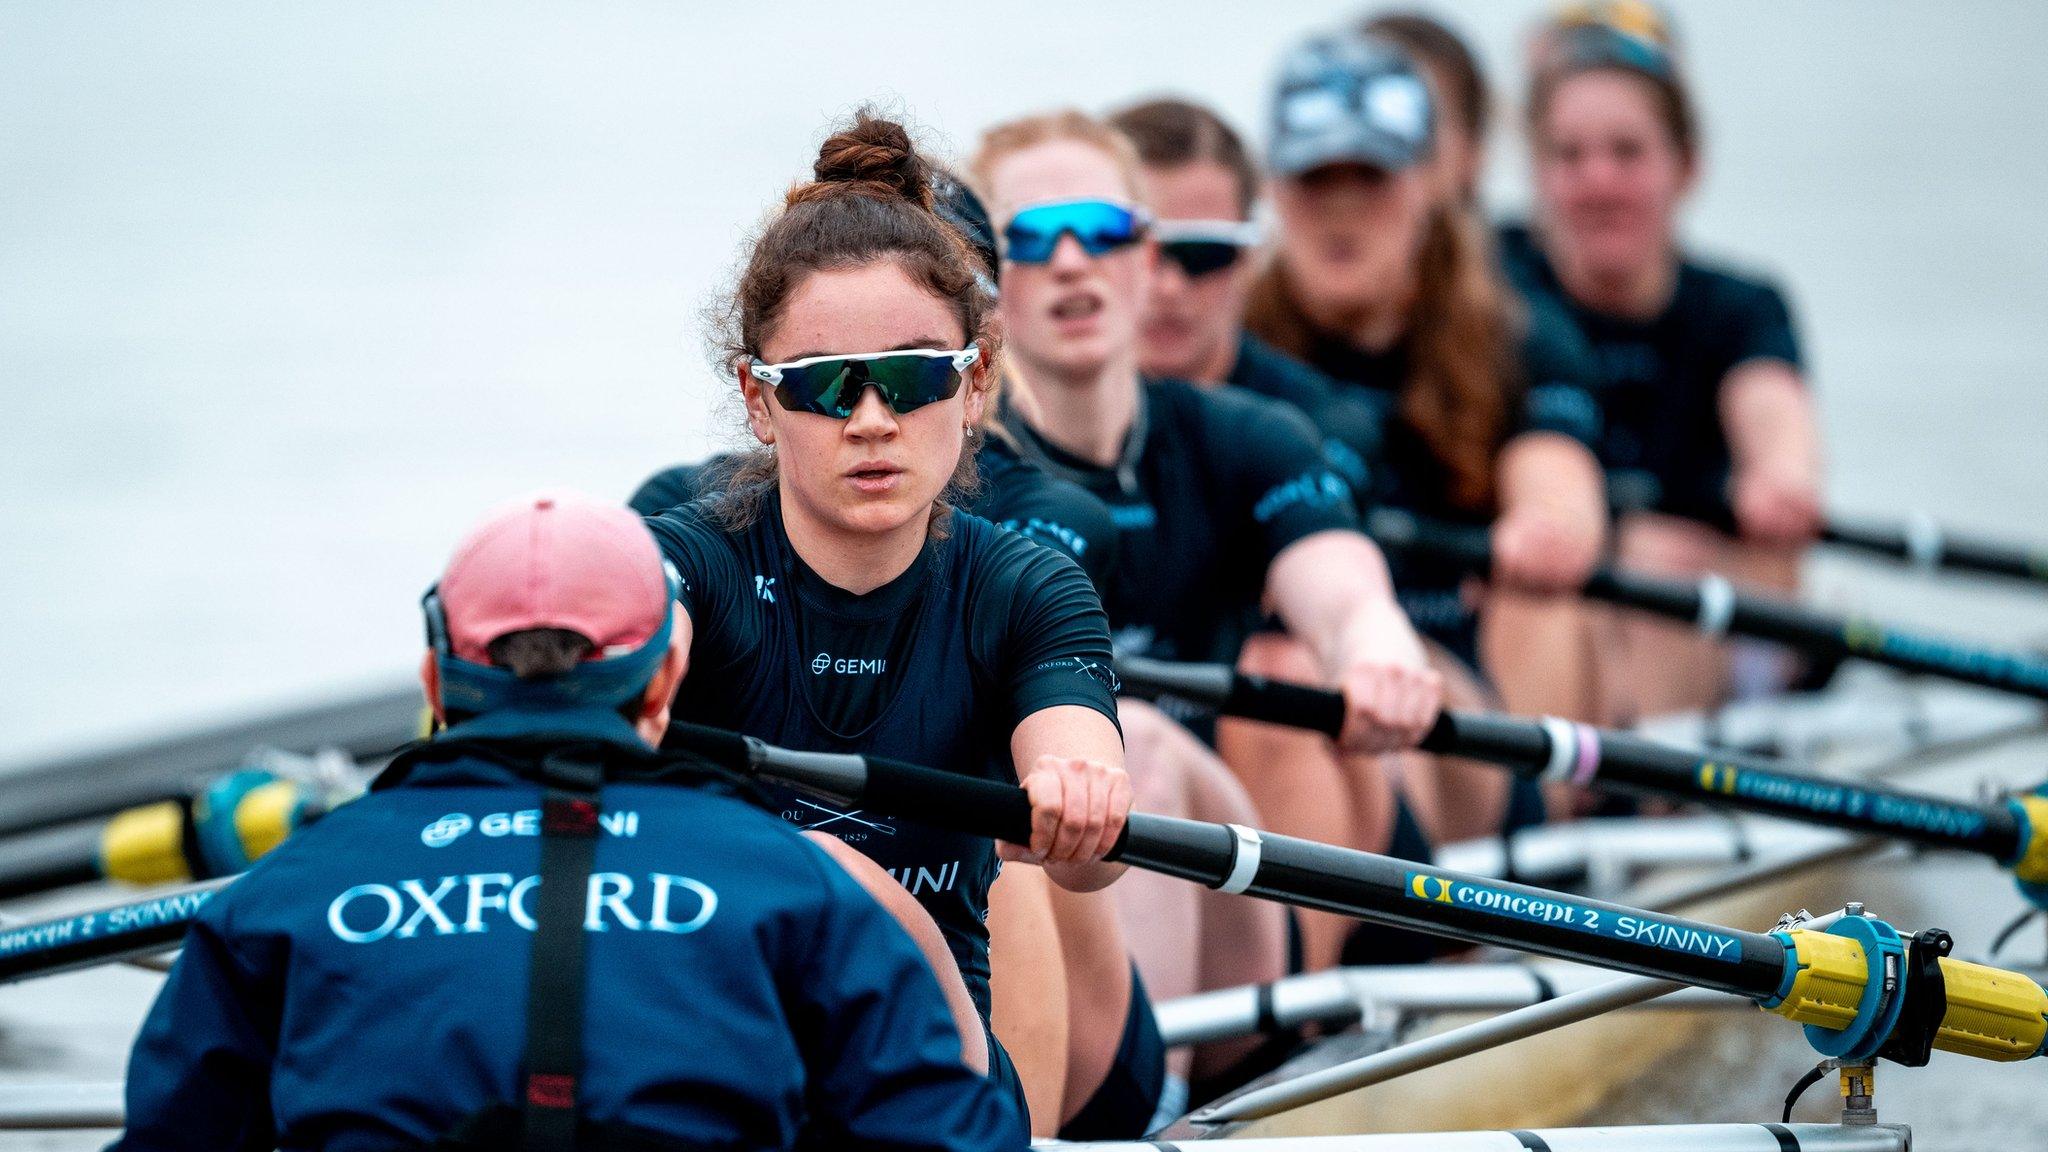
top-left (435, 491), bottom-right (671, 665)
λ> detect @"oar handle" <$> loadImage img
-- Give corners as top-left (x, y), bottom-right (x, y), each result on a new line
top-left (665, 721), bottom-right (1100, 857)
top-left (861, 753), bottom-right (1036, 848)
top-left (1226, 672), bottom-right (1346, 737)
top-left (1112, 654), bottom-right (1343, 737)
top-left (1375, 509), bottom-right (2048, 703)
top-left (1366, 507), bottom-right (1494, 575)
top-left (1825, 515), bottom-right (2048, 585)
top-left (1112, 655), bottom-right (1539, 765)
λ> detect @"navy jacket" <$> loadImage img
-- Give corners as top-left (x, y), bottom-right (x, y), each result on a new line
top-left (114, 707), bottom-right (1024, 1151)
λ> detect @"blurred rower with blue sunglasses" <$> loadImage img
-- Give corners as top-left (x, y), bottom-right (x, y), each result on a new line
top-left (973, 110), bottom-right (1445, 1105)
top-left (1002, 198), bottom-right (1153, 264)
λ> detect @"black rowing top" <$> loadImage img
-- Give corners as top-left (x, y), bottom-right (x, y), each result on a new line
top-left (1498, 221), bottom-right (1805, 531)
top-left (999, 376), bottom-right (1358, 668)
top-left (1227, 327), bottom-right (1600, 664)
top-left (645, 497), bottom-right (1120, 1023)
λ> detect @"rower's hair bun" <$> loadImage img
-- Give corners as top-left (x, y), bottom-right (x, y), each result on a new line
top-left (790, 110), bottom-right (935, 211)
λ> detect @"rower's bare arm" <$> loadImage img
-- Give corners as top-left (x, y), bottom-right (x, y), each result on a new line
top-left (1266, 531), bottom-right (1443, 752)
top-left (672, 606), bottom-right (695, 678)
top-left (1006, 704), bottom-right (1130, 891)
top-left (1721, 360), bottom-right (1824, 546)
top-left (1494, 432), bottom-right (1607, 592)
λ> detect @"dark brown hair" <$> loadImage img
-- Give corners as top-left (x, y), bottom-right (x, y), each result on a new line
top-left (1527, 39), bottom-right (1698, 161)
top-left (708, 110), bottom-right (1000, 530)
top-left (1107, 98), bottom-right (1258, 217)
top-left (1362, 12), bottom-right (1491, 146)
top-left (1245, 205), bottom-right (1517, 511)
top-left (487, 628), bottom-right (595, 677)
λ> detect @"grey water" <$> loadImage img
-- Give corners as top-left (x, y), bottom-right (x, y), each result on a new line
top-left (2, 1), bottom-right (2046, 1146)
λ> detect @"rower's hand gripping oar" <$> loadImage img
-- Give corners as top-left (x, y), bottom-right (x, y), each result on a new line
top-left (1112, 653), bottom-right (2048, 913)
top-left (1367, 507), bottom-right (2048, 703)
top-left (663, 721), bottom-right (2048, 1069)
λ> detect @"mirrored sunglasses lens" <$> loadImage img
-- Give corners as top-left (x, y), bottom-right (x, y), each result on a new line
top-left (868, 355), bottom-right (965, 412)
top-left (775, 360), bottom-right (863, 417)
top-left (775, 355), bottom-right (964, 417)
top-left (1004, 221), bottom-right (1061, 264)
top-left (1006, 202), bottom-right (1139, 263)
top-left (1161, 240), bottom-right (1243, 277)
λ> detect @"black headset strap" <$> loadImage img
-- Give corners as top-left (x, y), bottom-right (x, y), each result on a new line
top-left (520, 753), bottom-right (605, 1151)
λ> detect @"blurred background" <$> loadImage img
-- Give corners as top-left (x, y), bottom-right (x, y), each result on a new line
top-left (3, 0), bottom-right (2045, 764)
top-left (4, 4), bottom-right (2048, 1147)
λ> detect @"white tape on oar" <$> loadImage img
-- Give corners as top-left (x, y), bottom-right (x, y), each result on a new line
top-left (1539, 716), bottom-right (1579, 782)
top-left (1219, 823), bottom-right (1264, 894)
top-left (1695, 573), bottom-right (1737, 637)
top-left (1906, 511), bottom-right (1945, 570)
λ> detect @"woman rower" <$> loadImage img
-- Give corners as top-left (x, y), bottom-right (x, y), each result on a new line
top-left (641, 113), bottom-right (1149, 1139)
top-left (1359, 10), bottom-right (1492, 208)
top-left (631, 166), bottom-right (1271, 1111)
top-left (1339, 13), bottom-right (1615, 733)
top-left (1243, 32), bottom-right (1610, 837)
top-left (1500, 12), bottom-right (1823, 718)
top-left (1106, 97), bottom-right (1449, 959)
top-left (633, 170), bottom-right (1120, 592)
top-left (969, 108), bottom-right (1443, 977)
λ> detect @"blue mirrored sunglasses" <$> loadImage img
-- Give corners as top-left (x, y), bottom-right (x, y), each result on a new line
top-left (1002, 199), bottom-right (1152, 264)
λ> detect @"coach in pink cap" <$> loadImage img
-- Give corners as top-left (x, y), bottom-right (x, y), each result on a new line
top-left (115, 490), bottom-right (1025, 1152)
top-left (421, 490), bottom-right (684, 738)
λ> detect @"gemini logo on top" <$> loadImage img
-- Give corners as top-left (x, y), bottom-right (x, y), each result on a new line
top-left (422, 810), bottom-right (641, 847)
top-left (811, 652), bottom-right (886, 675)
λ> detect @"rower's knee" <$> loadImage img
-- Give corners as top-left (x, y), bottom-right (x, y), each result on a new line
top-left (1617, 512), bottom-right (1721, 578)
top-left (1116, 699), bottom-right (1196, 816)
top-left (1425, 642), bottom-right (1496, 711)
top-left (1238, 631), bottom-right (1323, 683)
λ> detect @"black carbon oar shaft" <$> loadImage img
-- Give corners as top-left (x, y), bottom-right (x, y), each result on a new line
top-left (1111, 656), bottom-right (2030, 864)
top-left (0, 880), bottom-right (226, 984)
top-left (1368, 508), bottom-right (2048, 702)
top-left (9, 724), bottom-right (2040, 1067)
top-left (666, 723), bottom-right (2048, 1067)
top-left (1118, 814), bottom-right (1787, 998)
top-left (1824, 517), bottom-right (2048, 586)
top-left (1582, 568), bottom-right (2048, 701)
top-left (664, 725), bottom-right (1789, 998)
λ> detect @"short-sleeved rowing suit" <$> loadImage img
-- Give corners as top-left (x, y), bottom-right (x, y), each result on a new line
top-left (646, 497), bottom-right (1117, 1019)
top-left (630, 438), bottom-right (1119, 591)
top-left (1227, 332), bottom-right (1379, 500)
top-left (1226, 333), bottom-right (1555, 843)
top-left (1498, 222), bottom-right (1804, 531)
top-left (998, 378), bottom-right (1355, 719)
top-left (1234, 323), bottom-right (1601, 672)
top-left (644, 497), bottom-right (1143, 1131)
top-left (1001, 378), bottom-right (1465, 971)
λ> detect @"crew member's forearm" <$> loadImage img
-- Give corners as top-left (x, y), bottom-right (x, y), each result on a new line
top-left (1268, 531), bottom-right (1418, 678)
top-left (1498, 433), bottom-right (1607, 544)
top-left (1722, 364), bottom-right (1821, 483)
